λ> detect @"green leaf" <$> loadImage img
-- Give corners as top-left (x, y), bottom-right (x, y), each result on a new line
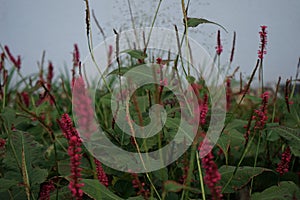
top-left (217, 129), bottom-right (245, 163)
top-left (3, 131), bottom-right (48, 199)
top-left (244, 94), bottom-right (262, 104)
top-left (82, 179), bottom-right (123, 200)
top-left (163, 180), bottom-right (184, 193)
top-left (0, 179), bottom-right (19, 192)
top-left (163, 180), bottom-right (201, 194)
top-left (114, 179), bottom-right (135, 198)
top-left (269, 126), bottom-right (300, 156)
top-left (108, 67), bottom-right (131, 76)
top-left (224, 119), bottom-right (248, 131)
top-left (219, 166), bottom-right (271, 193)
top-left (186, 17), bottom-right (227, 32)
top-left (121, 49), bottom-right (147, 60)
top-left (251, 181), bottom-right (300, 200)
top-left (186, 76), bottom-right (196, 84)
top-left (0, 107), bottom-right (16, 128)
top-left (152, 168), bottom-right (168, 181)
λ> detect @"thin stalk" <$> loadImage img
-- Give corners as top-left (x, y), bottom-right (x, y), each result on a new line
top-left (249, 133), bottom-right (261, 194)
top-left (271, 76), bottom-right (281, 122)
top-left (221, 60), bottom-right (260, 135)
top-left (181, 142), bottom-right (197, 199)
top-left (127, 0), bottom-right (140, 50)
top-left (181, 0), bottom-right (191, 75)
top-left (2, 85), bottom-right (5, 109)
top-left (290, 57), bottom-right (300, 98)
top-left (196, 152), bottom-right (206, 200)
top-left (144, 0), bottom-right (163, 52)
top-left (259, 59), bottom-right (264, 95)
top-left (125, 100), bottom-right (162, 200)
top-left (84, 0), bottom-right (111, 93)
top-left (222, 134), bottom-right (255, 193)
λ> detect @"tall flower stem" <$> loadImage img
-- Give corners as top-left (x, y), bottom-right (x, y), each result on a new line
top-left (271, 77), bottom-right (281, 122)
top-left (222, 134), bottom-right (255, 193)
top-left (125, 101), bottom-right (162, 200)
top-left (196, 152), bottom-right (206, 200)
top-left (144, 0), bottom-right (163, 52)
top-left (258, 26), bottom-right (267, 94)
top-left (181, 141), bottom-right (197, 200)
top-left (290, 57), bottom-right (300, 98)
top-left (249, 133), bottom-right (261, 194)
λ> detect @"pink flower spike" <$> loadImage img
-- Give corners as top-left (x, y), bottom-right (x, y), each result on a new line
top-left (199, 142), bottom-right (223, 200)
top-left (258, 25), bottom-right (267, 60)
top-left (4, 46), bottom-right (21, 70)
top-left (276, 146), bottom-right (291, 176)
top-left (94, 158), bottom-right (109, 187)
top-left (215, 30), bottom-right (223, 55)
top-left (57, 113), bottom-right (84, 199)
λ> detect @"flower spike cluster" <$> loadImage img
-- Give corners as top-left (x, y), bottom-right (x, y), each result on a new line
top-left (276, 146), bottom-right (291, 176)
top-left (215, 30), bottom-right (223, 55)
top-left (4, 46), bottom-right (21, 71)
top-left (199, 143), bottom-right (222, 200)
top-left (94, 158), bottom-right (109, 187)
top-left (253, 91), bottom-right (269, 131)
top-left (58, 113), bottom-right (84, 199)
top-left (258, 25), bottom-right (267, 59)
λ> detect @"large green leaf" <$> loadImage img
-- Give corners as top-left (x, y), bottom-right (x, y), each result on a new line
top-left (220, 166), bottom-right (271, 193)
top-left (121, 49), bottom-right (147, 60)
top-left (2, 131), bottom-right (48, 199)
top-left (269, 126), bottom-right (300, 156)
top-left (217, 128), bottom-right (245, 163)
top-left (251, 181), bottom-right (300, 200)
top-left (0, 179), bottom-right (19, 192)
top-left (186, 17), bottom-right (227, 32)
top-left (0, 107), bottom-right (16, 129)
top-left (82, 179), bottom-right (123, 200)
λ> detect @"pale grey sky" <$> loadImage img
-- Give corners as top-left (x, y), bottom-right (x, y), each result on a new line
top-left (1, 0), bottom-right (299, 83)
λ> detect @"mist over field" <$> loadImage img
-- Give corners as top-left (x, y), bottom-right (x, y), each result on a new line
top-left (1, 0), bottom-right (300, 83)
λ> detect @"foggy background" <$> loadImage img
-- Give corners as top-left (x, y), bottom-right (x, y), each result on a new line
top-left (1, 0), bottom-right (299, 84)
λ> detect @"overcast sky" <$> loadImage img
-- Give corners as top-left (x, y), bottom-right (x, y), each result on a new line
top-left (1, 0), bottom-right (299, 84)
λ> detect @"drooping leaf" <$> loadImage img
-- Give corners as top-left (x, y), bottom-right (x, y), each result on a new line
top-left (82, 179), bottom-right (123, 200)
top-left (251, 181), bottom-right (300, 200)
top-left (269, 126), bottom-right (300, 156)
top-left (219, 166), bottom-right (271, 193)
top-left (217, 128), bottom-right (245, 163)
top-left (186, 17), bottom-right (227, 32)
top-left (264, 123), bottom-right (281, 141)
top-left (218, 119), bottom-right (247, 162)
top-left (121, 49), bottom-right (147, 60)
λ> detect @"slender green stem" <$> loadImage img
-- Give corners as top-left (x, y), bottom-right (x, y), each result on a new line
top-left (222, 134), bottom-right (255, 193)
top-left (146, 173), bottom-right (162, 200)
top-left (250, 133), bottom-right (261, 194)
top-left (196, 152), bottom-right (206, 200)
top-left (2, 85), bottom-right (6, 109)
top-left (259, 59), bottom-right (264, 94)
top-left (144, 0), bottom-right (163, 51)
top-left (181, 142), bottom-right (197, 199)
top-left (220, 60), bottom-right (259, 135)
top-left (290, 57), bottom-right (299, 98)
top-left (181, 0), bottom-right (191, 76)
